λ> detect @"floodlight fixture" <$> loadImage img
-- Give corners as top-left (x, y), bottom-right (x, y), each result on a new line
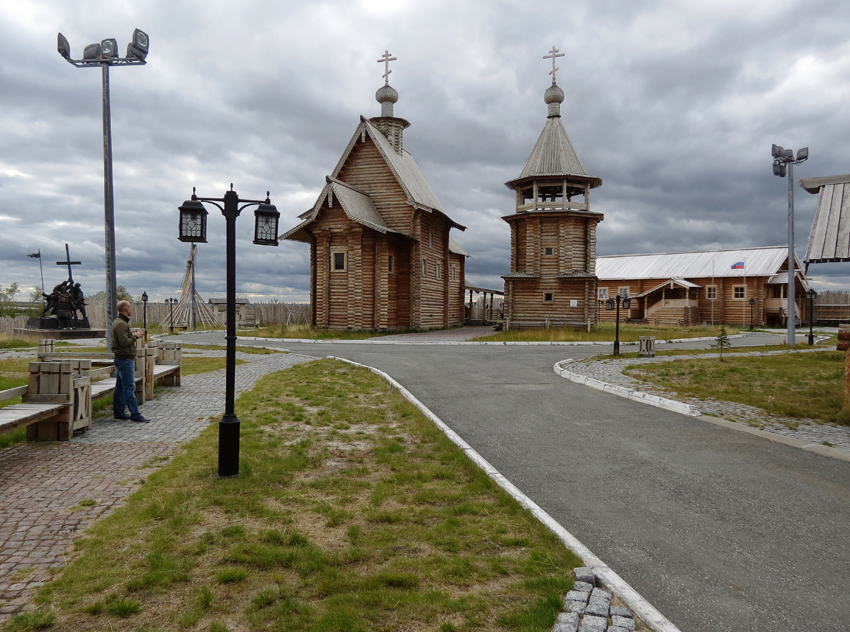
top-left (797, 147), bottom-right (809, 162)
top-left (57, 33), bottom-right (70, 58)
top-left (83, 43), bottom-right (101, 60)
top-left (127, 29), bottom-right (149, 61)
top-left (100, 38), bottom-right (118, 58)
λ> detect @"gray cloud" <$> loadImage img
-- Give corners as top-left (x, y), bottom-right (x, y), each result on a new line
top-left (1, 0), bottom-right (849, 304)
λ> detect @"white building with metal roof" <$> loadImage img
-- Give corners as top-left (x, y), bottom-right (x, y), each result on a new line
top-left (596, 246), bottom-right (809, 327)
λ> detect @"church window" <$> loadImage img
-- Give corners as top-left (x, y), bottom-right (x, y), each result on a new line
top-left (429, 231), bottom-right (433, 248)
top-left (618, 287), bottom-right (630, 298)
top-left (451, 265), bottom-right (457, 281)
top-left (436, 263), bottom-right (442, 279)
top-left (733, 286), bottom-right (746, 299)
top-left (598, 288), bottom-right (609, 300)
top-left (421, 258), bottom-right (427, 276)
top-left (332, 250), bottom-right (346, 272)
top-left (522, 188), bottom-right (534, 204)
top-left (544, 246), bottom-right (554, 256)
top-left (388, 255), bottom-right (394, 273)
top-left (707, 286), bottom-right (717, 300)
top-left (544, 293), bottom-right (554, 303)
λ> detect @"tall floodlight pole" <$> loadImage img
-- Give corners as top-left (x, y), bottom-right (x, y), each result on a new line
top-left (57, 30), bottom-right (149, 351)
top-left (771, 144), bottom-right (808, 347)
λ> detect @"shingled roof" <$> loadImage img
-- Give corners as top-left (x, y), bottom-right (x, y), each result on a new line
top-left (281, 177), bottom-right (405, 242)
top-left (326, 116), bottom-right (464, 230)
top-left (505, 105), bottom-right (601, 189)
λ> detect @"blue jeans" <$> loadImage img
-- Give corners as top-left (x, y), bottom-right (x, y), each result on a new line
top-left (113, 358), bottom-right (140, 418)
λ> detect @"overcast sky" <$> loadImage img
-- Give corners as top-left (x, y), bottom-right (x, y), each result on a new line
top-left (2, 0), bottom-right (850, 304)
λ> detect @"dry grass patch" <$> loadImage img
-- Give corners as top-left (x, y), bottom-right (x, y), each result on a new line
top-left (16, 359), bottom-right (580, 632)
top-left (623, 349), bottom-right (848, 424)
top-left (474, 322), bottom-right (738, 343)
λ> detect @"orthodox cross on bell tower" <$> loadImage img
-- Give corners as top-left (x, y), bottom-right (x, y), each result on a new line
top-left (56, 243), bottom-right (81, 283)
top-left (544, 45), bottom-right (565, 83)
top-left (377, 49), bottom-right (397, 85)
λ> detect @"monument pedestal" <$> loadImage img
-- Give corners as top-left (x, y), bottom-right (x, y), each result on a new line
top-left (16, 317), bottom-right (104, 340)
top-left (14, 327), bottom-right (106, 340)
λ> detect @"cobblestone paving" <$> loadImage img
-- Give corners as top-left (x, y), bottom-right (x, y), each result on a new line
top-left (567, 350), bottom-right (850, 451)
top-left (0, 348), bottom-right (315, 618)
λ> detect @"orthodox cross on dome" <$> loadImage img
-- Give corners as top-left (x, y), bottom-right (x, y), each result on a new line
top-left (377, 49), bottom-right (397, 85)
top-left (544, 45), bottom-right (565, 83)
top-left (56, 243), bottom-right (81, 283)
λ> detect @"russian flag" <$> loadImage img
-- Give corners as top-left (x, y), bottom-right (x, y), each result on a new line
top-left (731, 261), bottom-right (745, 270)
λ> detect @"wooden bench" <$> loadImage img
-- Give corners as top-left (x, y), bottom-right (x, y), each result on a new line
top-left (0, 339), bottom-right (182, 441)
top-left (0, 361), bottom-right (92, 441)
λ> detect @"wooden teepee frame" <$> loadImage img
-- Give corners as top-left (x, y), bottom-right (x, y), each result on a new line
top-left (164, 245), bottom-right (221, 330)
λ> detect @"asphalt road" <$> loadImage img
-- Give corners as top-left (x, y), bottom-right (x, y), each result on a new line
top-left (182, 332), bottom-right (850, 632)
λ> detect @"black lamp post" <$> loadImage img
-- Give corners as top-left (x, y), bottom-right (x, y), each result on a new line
top-left (178, 185), bottom-right (279, 478)
top-left (807, 288), bottom-right (817, 346)
top-left (166, 297), bottom-right (176, 334)
top-left (605, 293), bottom-right (631, 356)
top-left (141, 291), bottom-right (148, 342)
top-left (748, 297), bottom-right (755, 330)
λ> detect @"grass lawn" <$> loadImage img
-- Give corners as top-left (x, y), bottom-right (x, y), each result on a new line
top-left (473, 323), bottom-right (740, 343)
top-left (11, 360), bottom-right (581, 632)
top-left (622, 349), bottom-right (848, 425)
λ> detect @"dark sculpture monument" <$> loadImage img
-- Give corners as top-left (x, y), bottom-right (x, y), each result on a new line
top-left (17, 245), bottom-right (104, 339)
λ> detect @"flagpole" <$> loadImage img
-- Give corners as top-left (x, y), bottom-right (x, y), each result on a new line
top-left (38, 250), bottom-right (45, 309)
top-left (27, 250), bottom-right (46, 309)
top-left (711, 259), bottom-right (715, 326)
top-left (743, 257), bottom-right (746, 330)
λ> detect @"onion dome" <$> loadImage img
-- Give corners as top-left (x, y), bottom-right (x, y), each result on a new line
top-left (376, 84), bottom-right (399, 117)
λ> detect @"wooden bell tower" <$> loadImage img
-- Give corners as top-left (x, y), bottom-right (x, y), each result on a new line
top-left (501, 47), bottom-right (604, 330)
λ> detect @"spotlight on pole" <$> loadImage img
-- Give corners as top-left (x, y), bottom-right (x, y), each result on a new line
top-left (771, 143), bottom-right (809, 347)
top-left (57, 28), bottom-right (150, 352)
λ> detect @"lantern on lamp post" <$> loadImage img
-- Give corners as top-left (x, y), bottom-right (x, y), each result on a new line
top-left (177, 185), bottom-right (279, 478)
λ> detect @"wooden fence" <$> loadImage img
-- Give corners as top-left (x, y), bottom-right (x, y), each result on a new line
top-left (1, 300), bottom-right (312, 334)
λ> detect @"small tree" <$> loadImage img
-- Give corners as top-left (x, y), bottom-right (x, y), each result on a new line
top-left (713, 326), bottom-right (732, 361)
top-left (0, 283), bottom-right (19, 317)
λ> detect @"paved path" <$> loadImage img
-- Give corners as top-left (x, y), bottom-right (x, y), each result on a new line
top-left (174, 330), bottom-right (850, 632)
top-left (0, 349), bottom-right (312, 618)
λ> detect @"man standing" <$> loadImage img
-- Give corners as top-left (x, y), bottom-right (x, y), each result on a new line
top-left (111, 300), bottom-right (150, 423)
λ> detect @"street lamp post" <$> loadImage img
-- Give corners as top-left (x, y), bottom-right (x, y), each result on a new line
top-left (141, 291), bottom-right (148, 342)
top-left (166, 298), bottom-right (176, 334)
top-left (605, 293), bottom-right (631, 356)
top-left (178, 185), bottom-right (279, 478)
top-left (807, 288), bottom-right (818, 346)
top-left (771, 144), bottom-right (808, 347)
top-left (57, 29), bottom-right (149, 352)
top-left (748, 297), bottom-right (755, 330)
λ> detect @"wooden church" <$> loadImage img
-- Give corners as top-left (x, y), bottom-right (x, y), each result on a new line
top-left (501, 48), bottom-right (603, 330)
top-left (282, 53), bottom-right (468, 330)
